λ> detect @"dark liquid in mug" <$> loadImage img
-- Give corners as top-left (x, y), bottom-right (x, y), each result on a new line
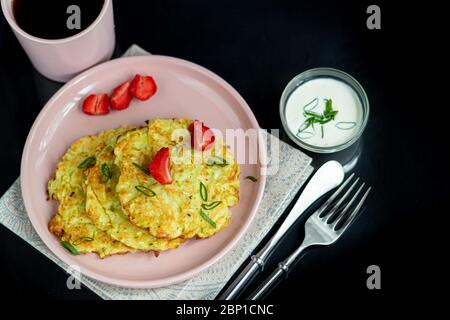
top-left (13, 0), bottom-right (104, 40)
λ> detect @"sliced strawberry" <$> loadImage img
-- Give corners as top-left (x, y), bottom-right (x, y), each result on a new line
top-left (149, 147), bottom-right (172, 184)
top-left (82, 95), bottom-right (97, 115)
top-left (82, 94), bottom-right (110, 115)
top-left (188, 120), bottom-right (215, 151)
top-left (110, 81), bottom-right (132, 110)
top-left (130, 74), bottom-right (157, 101)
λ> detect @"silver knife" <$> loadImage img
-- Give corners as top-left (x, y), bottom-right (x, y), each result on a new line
top-left (217, 160), bottom-right (344, 300)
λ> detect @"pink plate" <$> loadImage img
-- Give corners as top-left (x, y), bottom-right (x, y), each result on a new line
top-left (20, 55), bottom-right (266, 288)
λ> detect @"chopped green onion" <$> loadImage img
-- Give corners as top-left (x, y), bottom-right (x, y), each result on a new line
top-left (245, 176), bottom-right (258, 182)
top-left (321, 125), bottom-right (324, 138)
top-left (296, 131), bottom-right (314, 140)
top-left (200, 182), bottom-right (208, 201)
top-left (298, 98), bottom-right (339, 138)
top-left (336, 122), bottom-right (357, 130)
top-left (78, 156), bottom-right (96, 169)
top-left (61, 241), bottom-right (80, 255)
top-left (101, 163), bottom-right (112, 181)
top-left (135, 185), bottom-right (156, 197)
top-left (298, 121), bottom-right (310, 134)
top-left (326, 110), bottom-right (338, 120)
top-left (303, 97), bottom-right (319, 112)
top-left (324, 98), bottom-right (333, 115)
top-left (201, 201), bottom-right (222, 210)
top-left (200, 209), bottom-right (217, 228)
top-left (304, 110), bottom-right (322, 118)
top-left (73, 237), bottom-right (94, 245)
top-left (132, 162), bottom-right (150, 175)
top-left (206, 157), bottom-right (228, 167)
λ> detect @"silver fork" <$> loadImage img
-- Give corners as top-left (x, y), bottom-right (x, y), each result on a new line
top-left (248, 174), bottom-right (371, 300)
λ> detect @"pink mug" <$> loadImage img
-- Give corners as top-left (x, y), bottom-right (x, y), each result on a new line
top-left (1, 0), bottom-right (115, 82)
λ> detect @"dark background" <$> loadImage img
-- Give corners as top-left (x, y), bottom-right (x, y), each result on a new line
top-left (0, 0), bottom-right (443, 308)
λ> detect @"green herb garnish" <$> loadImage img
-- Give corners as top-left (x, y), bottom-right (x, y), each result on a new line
top-left (245, 176), bottom-right (258, 182)
top-left (132, 163), bottom-right (157, 184)
top-left (200, 209), bottom-right (217, 228)
top-left (132, 162), bottom-right (150, 175)
top-left (201, 201), bottom-right (222, 210)
top-left (296, 131), bottom-right (314, 140)
top-left (336, 121), bottom-right (357, 130)
top-left (78, 156), bottom-right (96, 169)
top-left (298, 98), bottom-right (339, 139)
top-left (101, 163), bottom-right (112, 181)
top-left (324, 99), bottom-right (338, 119)
top-left (135, 185), bottom-right (156, 197)
top-left (73, 237), bottom-right (94, 245)
top-left (303, 97), bottom-right (319, 112)
top-left (206, 157), bottom-right (228, 167)
top-left (61, 241), bottom-right (80, 255)
top-left (200, 182), bottom-right (208, 201)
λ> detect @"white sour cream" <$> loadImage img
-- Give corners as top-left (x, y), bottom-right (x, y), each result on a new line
top-left (285, 78), bottom-right (363, 148)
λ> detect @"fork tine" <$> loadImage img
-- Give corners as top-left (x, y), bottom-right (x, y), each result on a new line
top-left (330, 182), bottom-right (365, 230)
top-left (324, 177), bottom-right (360, 222)
top-left (315, 173), bottom-right (355, 218)
top-left (336, 186), bottom-right (371, 233)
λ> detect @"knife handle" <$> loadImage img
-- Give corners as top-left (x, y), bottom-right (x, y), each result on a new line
top-left (247, 263), bottom-right (287, 300)
top-left (217, 254), bottom-right (266, 300)
top-left (247, 242), bottom-right (310, 300)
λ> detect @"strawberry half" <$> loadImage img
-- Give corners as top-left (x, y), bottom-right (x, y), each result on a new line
top-left (110, 81), bottom-right (132, 110)
top-left (82, 94), bottom-right (110, 115)
top-left (188, 120), bottom-right (215, 151)
top-left (149, 147), bottom-right (172, 184)
top-left (130, 74), bottom-right (157, 101)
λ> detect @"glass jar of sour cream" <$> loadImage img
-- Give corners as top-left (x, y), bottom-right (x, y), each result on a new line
top-left (280, 68), bottom-right (369, 153)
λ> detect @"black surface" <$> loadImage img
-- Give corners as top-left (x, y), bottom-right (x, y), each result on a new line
top-left (0, 0), bottom-right (443, 305)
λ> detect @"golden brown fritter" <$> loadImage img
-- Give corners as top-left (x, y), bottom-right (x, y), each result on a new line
top-left (48, 127), bottom-right (135, 257)
top-left (85, 144), bottom-right (185, 251)
top-left (115, 119), bottom-right (240, 240)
